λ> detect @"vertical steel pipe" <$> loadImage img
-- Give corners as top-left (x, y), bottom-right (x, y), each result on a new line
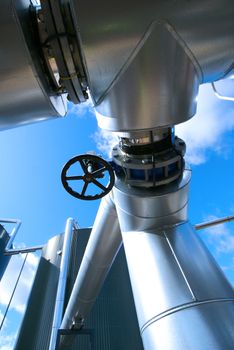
top-left (114, 170), bottom-right (234, 350)
top-left (48, 218), bottom-right (75, 350)
top-left (60, 192), bottom-right (122, 347)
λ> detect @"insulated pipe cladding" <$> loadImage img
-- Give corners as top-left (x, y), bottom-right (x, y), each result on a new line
top-left (42, 0), bottom-right (234, 132)
top-left (1, 1), bottom-right (234, 130)
top-left (0, 0), bottom-right (67, 130)
top-left (113, 171), bottom-right (234, 350)
top-left (60, 192), bottom-right (122, 349)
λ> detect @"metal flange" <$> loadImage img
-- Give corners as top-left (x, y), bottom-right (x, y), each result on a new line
top-left (38, 0), bottom-right (88, 103)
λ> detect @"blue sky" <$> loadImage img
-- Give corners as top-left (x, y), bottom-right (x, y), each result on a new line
top-left (0, 81), bottom-right (234, 349)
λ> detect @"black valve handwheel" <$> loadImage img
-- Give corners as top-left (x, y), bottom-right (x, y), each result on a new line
top-left (61, 154), bottom-right (115, 200)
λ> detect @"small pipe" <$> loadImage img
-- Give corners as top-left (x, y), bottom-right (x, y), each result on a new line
top-left (48, 218), bottom-right (75, 350)
top-left (211, 82), bottom-right (234, 102)
top-left (4, 245), bottom-right (44, 256)
top-left (59, 192), bottom-right (122, 349)
top-left (0, 218), bottom-right (21, 224)
top-left (194, 215), bottom-right (234, 231)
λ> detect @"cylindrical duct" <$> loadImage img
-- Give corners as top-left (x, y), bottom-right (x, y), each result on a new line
top-left (113, 172), bottom-right (234, 349)
top-left (69, 0), bottom-right (234, 132)
top-left (60, 192), bottom-right (122, 338)
top-left (0, 0), bottom-right (67, 130)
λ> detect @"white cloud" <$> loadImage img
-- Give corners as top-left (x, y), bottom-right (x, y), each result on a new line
top-left (93, 83), bottom-right (234, 165)
top-left (0, 252), bottom-right (39, 315)
top-left (176, 83), bottom-right (234, 165)
top-left (0, 309), bottom-right (6, 330)
top-left (68, 98), bottom-right (95, 118)
top-left (0, 332), bottom-right (17, 350)
top-left (217, 235), bottom-right (234, 254)
top-left (201, 215), bottom-right (230, 237)
top-left (201, 215), bottom-right (234, 254)
top-left (93, 129), bottom-right (119, 158)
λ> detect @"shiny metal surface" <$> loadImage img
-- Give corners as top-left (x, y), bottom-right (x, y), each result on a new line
top-left (70, 0), bottom-right (234, 132)
top-left (49, 218), bottom-right (75, 350)
top-left (15, 233), bottom-right (64, 350)
top-left (118, 128), bottom-right (172, 145)
top-left (40, 0), bottom-right (87, 104)
top-left (124, 224), bottom-right (234, 349)
top-left (114, 168), bottom-right (191, 231)
top-left (16, 228), bottom-right (143, 350)
top-left (95, 23), bottom-right (199, 131)
top-left (142, 300), bottom-right (234, 350)
top-left (60, 193), bottom-right (122, 337)
top-left (0, 0), bottom-right (67, 130)
top-left (114, 180), bottom-right (234, 350)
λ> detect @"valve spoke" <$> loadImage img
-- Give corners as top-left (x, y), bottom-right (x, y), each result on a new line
top-left (66, 175), bottom-right (83, 180)
top-left (79, 159), bottom-right (88, 174)
top-left (91, 166), bottom-right (107, 177)
top-left (81, 181), bottom-right (89, 196)
top-left (91, 178), bottom-right (107, 192)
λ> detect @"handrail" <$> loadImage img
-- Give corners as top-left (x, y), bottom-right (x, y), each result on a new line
top-left (0, 218), bottom-right (22, 251)
top-left (0, 218), bottom-right (45, 255)
top-left (4, 245), bottom-right (44, 256)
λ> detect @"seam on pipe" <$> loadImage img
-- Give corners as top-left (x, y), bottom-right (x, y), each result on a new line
top-left (115, 199), bottom-right (189, 223)
top-left (141, 298), bottom-right (234, 334)
top-left (164, 21), bottom-right (203, 82)
top-left (163, 230), bottom-right (197, 301)
top-left (95, 20), bottom-right (202, 106)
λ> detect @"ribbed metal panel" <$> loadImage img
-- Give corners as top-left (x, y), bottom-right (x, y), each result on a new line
top-left (14, 228), bottom-right (143, 350)
top-left (15, 234), bottom-right (64, 350)
top-left (66, 229), bottom-right (143, 350)
top-left (0, 224), bottom-right (10, 280)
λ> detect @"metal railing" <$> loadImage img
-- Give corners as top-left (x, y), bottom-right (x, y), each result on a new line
top-left (0, 218), bottom-right (44, 256)
top-left (0, 218), bottom-right (22, 251)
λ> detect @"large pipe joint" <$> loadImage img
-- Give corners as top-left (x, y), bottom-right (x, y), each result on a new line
top-left (112, 128), bottom-right (186, 188)
top-left (69, 0), bottom-right (234, 133)
top-left (113, 168), bottom-right (191, 232)
top-left (95, 22), bottom-right (200, 132)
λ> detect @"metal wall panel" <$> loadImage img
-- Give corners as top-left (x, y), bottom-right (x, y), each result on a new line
top-left (14, 228), bottom-right (143, 350)
top-left (15, 234), bottom-right (64, 350)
